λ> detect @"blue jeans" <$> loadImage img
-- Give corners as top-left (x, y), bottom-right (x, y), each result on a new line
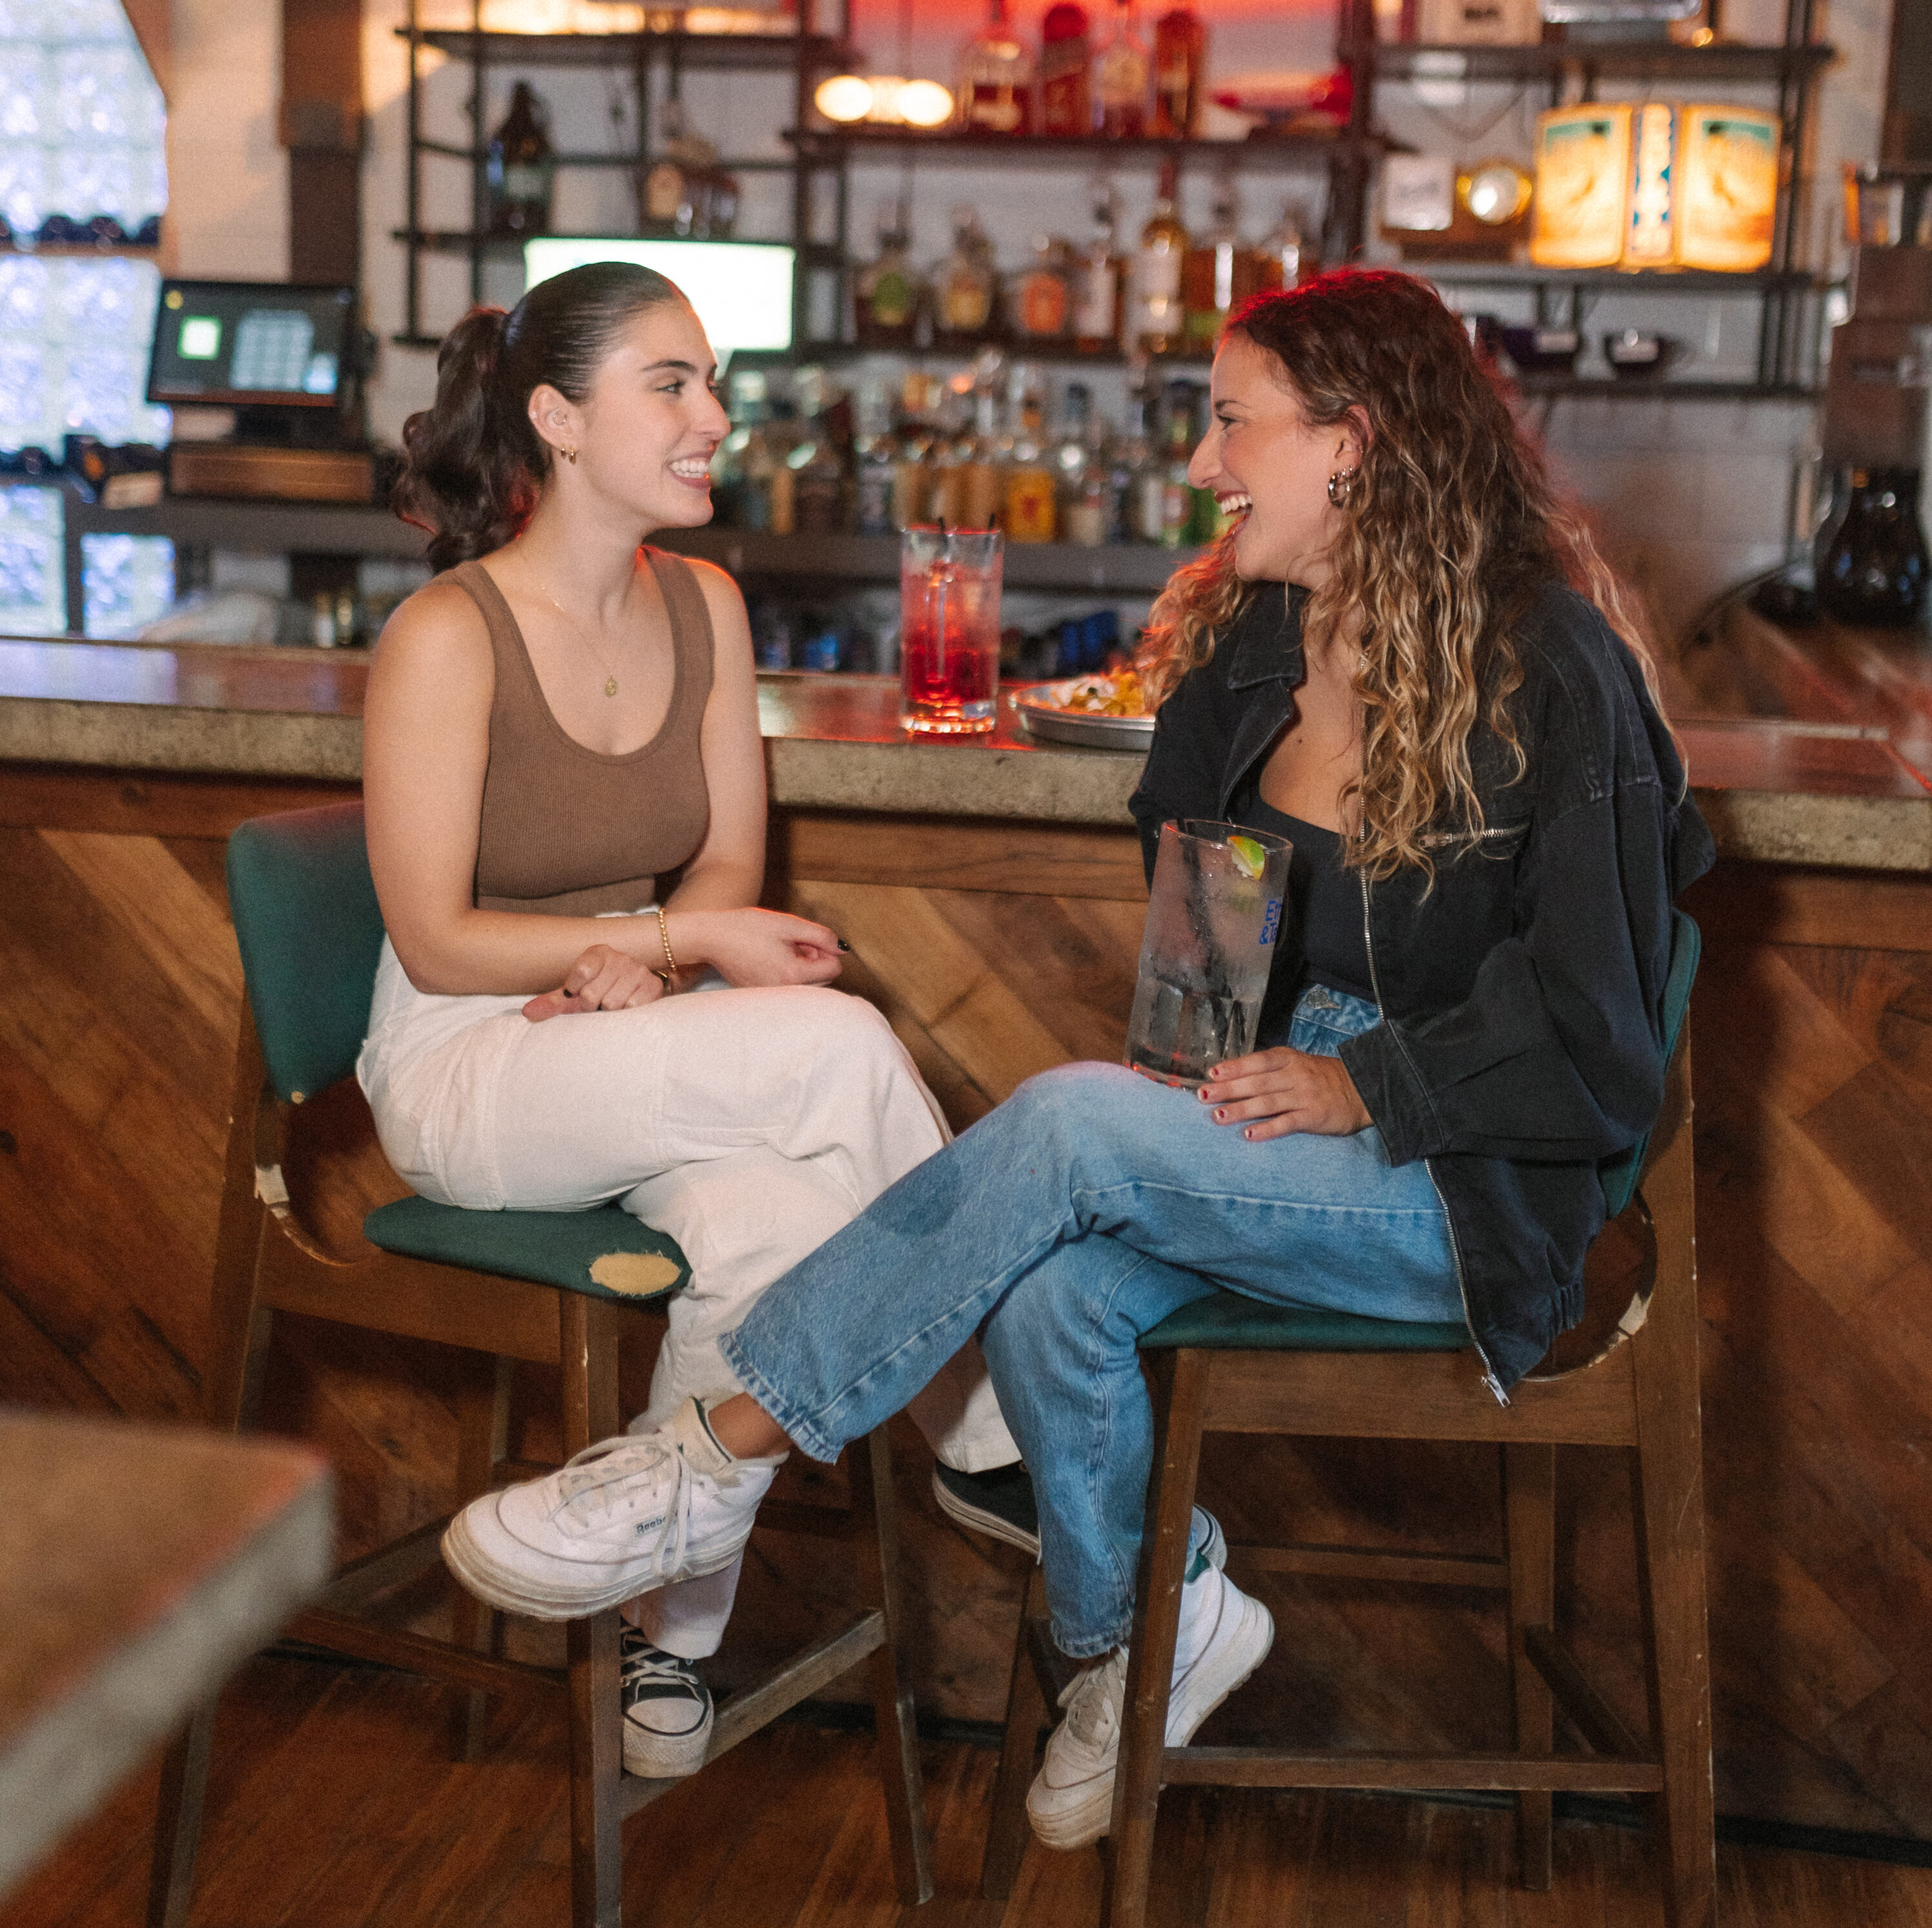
top-left (720, 985), bottom-right (1463, 1658)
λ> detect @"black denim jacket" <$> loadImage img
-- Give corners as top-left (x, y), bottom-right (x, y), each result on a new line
top-left (1129, 579), bottom-right (1714, 1393)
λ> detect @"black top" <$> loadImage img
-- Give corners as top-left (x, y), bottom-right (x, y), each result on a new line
top-left (1130, 579), bottom-right (1714, 1393)
top-left (1231, 784), bottom-right (1376, 1010)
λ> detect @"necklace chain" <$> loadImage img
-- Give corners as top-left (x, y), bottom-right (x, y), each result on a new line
top-left (524, 555), bottom-right (624, 698)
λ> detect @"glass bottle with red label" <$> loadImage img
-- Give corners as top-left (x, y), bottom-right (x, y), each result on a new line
top-left (1038, 2), bottom-right (1091, 136)
top-left (1150, 5), bottom-right (1205, 139)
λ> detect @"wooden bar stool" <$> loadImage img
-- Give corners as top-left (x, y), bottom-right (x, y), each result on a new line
top-left (149, 802), bottom-right (932, 1928)
top-left (985, 912), bottom-right (1709, 1928)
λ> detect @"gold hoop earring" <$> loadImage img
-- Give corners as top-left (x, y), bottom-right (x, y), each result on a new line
top-left (1327, 466), bottom-right (1359, 508)
top-left (559, 446), bottom-right (579, 466)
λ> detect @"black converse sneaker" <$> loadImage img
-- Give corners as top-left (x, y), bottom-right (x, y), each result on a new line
top-left (619, 1626), bottom-right (714, 1778)
top-left (932, 1462), bottom-right (1228, 1572)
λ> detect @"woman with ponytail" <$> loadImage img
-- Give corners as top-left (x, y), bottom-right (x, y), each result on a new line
top-left (364, 265), bottom-right (1013, 1778)
top-left (445, 267), bottom-right (1714, 1848)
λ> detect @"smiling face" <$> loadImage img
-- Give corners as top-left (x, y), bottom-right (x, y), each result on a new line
top-left (1187, 331), bottom-right (1364, 590)
top-left (527, 298), bottom-right (729, 531)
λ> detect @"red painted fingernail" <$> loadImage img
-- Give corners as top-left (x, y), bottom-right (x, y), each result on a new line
top-left (1214, 1109), bottom-right (1228, 1122)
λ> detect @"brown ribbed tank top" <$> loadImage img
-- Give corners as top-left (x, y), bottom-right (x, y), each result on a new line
top-left (452, 551), bottom-right (714, 917)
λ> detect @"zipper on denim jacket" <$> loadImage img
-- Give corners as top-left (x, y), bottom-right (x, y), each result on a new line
top-left (1357, 874), bottom-right (1510, 1408)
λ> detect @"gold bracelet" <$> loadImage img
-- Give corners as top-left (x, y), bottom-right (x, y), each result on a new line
top-left (652, 905), bottom-right (679, 981)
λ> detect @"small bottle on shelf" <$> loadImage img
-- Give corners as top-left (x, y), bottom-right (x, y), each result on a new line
top-left (855, 200), bottom-right (921, 349)
top-left (1256, 200), bottom-right (1314, 292)
top-left (854, 380), bottom-right (899, 537)
top-left (1038, 2), bottom-right (1092, 136)
top-left (932, 206), bottom-right (1001, 351)
top-left (892, 371), bottom-right (942, 529)
top-left (958, 0), bottom-right (1034, 136)
top-left (1056, 383), bottom-right (1108, 547)
top-left (1131, 156), bottom-right (1189, 358)
top-left (1150, 4), bottom-right (1206, 139)
top-left (1093, 0), bottom-right (1150, 138)
top-left (963, 380), bottom-right (1007, 530)
top-left (1011, 234), bottom-right (1074, 344)
top-left (1004, 365), bottom-right (1058, 544)
top-left (1160, 380), bottom-right (1198, 547)
top-left (1182, 171), bottom-right (1260, 353)
top-left (1072, 179), bottom-right (1125, 355)
top-left (487, 81), bottom-right (554, 237)
top-left (1130, 383), bottom-right (1168, 542)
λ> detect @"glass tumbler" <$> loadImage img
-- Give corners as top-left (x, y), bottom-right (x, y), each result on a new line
top-left (1124, 819), bottom-right (1292, 1089)
top-left (899, 525), bottom-right (1003, 735)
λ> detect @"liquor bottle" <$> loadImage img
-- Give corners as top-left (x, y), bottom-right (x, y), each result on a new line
top-left (963, 382), bottom-right (1007, 531)
top-left (1072, 179), bottom-right (1124, 354)
top-left (928, 380), bottom-right (976, 528)
top-left (1182, 172), bottom-right (1259, 352)
top-left (1107, 378), bottom-right (1152, 542)
top-left (1150, 4), bottom-right (1205, 139)
top-left (638, 96), bottom-right (724, 237)
top-left (1004, 366), bottom-right (1058, 544)
top-left (1131, 385), bottom-right (1168, 542)
top-left (1816, 467), bottom-right (1929, 626)
top-left (855, 200), bottom-right (921, 348)
top-left (1256, 200), bottom-right (1313, 291)
top-left (1011, 235), bottom-right (1073, 343)
top-left (487, 81), bottom-right (554, 236)
top-left (790, 371), bottom-right (850, 535)
top-left (1038, 2), bottom-right (1092, 136)
top-left (854, 380), bottom-right (899, 536)
top-left (958, 0), bottom-right (1034, 136)
top-left (1131, 157), bottom-right (1189, 358)
top-left (766, 396), bottom-right (801, 536)
top-left (1056, 384), bottom-right (1107, 546)
top-left (892, 371), bottom-right (941, 528)
top-left (933, 206), bottom-right (1000, 351)
top-left (1159, 380), bottom-right (1197, 547)
top-left (1093, 0), bottom-right (1149, 138)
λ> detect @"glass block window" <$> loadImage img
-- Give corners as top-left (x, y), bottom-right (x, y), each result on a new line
top-left (0, 482), bottom-right (67, 635)
top-left (0, 0), bottom-right (170, 455)
top-left (81, 529), bottom-right (172, 635)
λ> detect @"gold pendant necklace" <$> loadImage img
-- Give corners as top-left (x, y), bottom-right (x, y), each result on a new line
top-left (525, 555), bottom-right (624, 697)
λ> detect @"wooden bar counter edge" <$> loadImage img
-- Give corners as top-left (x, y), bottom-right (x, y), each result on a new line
top-left (2, 608), bottom-right (1931, 1850)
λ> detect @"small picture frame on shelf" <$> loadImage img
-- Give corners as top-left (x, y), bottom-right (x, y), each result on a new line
top-left (1530, 105), bottom-right (1632, 268)
top-left (1536, 0), bottom-right (1698, 21)
top-left (1382, 154), bottom-right (1457, 234)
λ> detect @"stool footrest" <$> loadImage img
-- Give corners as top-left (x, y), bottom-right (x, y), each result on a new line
top-left (285, 1607), bottom-right (562, 1703)
top-left (1230, 1539), bottom-right (1508, 1590)
top-left (621, 1610), bottom-right (887, 1817)
top-left (1161, 1746), bottom-right (1664, 1794)
top-left (1523, 1624), bottom-right (1645, 1761)
top-left (320, 1518), bottom-right (451, 1612)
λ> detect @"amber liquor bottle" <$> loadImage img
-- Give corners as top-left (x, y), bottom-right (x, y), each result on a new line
top-left (958, 0), bottom-right (1034, 136)
top-left (487, 81), bottom-right (554, 237)
top-left (1150, 5), bottom-right (1205, 139)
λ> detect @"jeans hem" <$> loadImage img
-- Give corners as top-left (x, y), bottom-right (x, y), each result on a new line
top-left (1051, 1623), bottom-right (1131, 1662)
top-left (715, 1330), bottom-right (844, 1466)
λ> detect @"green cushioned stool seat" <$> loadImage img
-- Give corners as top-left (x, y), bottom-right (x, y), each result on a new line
top-left (1140, 1295), bottom-right (1470, 1354)
top-left (364, 1195), bottom-right (691, 1304)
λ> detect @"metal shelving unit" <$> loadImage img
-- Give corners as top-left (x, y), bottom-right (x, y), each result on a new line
top-left (1343, 0), bottom-right (1834, 397)
top-left (391, 2), bottom-right (852, 351)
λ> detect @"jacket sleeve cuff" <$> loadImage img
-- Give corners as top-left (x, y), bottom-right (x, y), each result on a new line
top-left (1339, 1024), bottom-right (1437, 1167)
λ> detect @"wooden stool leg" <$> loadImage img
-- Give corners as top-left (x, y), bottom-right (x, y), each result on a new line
top-left (146, 1699), bottom-right (216, 1928)
top-left (1505, 1441), bottom-right (1557, 1891)
top-left (983, 1564), bottom-right (1051, 1899)
top-left (850, 1425), bottom-right (935, 1905)
top-left (1102, 1348), bottom-right (1211, 1928)
top-left (562, 1297), bottom-right (626, 1928)
top-left (449, 1353), bottom-right (511, 1761)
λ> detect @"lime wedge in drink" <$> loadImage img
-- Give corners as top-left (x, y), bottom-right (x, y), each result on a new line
top-left (1226, 835), bottom-right (1268, 879)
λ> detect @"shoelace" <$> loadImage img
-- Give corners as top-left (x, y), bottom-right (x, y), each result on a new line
top-left (619, 1630), bottom-right (701, 1694)
top-left (550, 1436), bottom-right (699, 1579)
top-left (1057, 1646), bottom-right (1128, 1750)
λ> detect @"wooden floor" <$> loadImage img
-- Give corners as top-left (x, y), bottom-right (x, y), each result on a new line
top-left (3, 1654), bottom-right (1930, 1928)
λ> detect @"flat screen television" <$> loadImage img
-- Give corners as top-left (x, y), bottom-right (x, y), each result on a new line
top-left (147, 281), bottom-right (358, 409)
top-left (521, 238), bottom-right (796, 358)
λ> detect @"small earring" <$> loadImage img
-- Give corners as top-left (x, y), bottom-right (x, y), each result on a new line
top-left (559, 446), bottom-right (579, 466)
top-left (1327, 466), bottom-right (1359, 508)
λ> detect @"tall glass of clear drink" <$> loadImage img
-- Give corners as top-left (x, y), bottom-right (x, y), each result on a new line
top-left (1125, 818), bottom-right (1292, 1089)
top-left (899, 525), bottom-right (1002, 735)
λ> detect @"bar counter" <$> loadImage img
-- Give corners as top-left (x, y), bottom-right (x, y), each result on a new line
top-left (2, 619), bottom-right (1929, 1848)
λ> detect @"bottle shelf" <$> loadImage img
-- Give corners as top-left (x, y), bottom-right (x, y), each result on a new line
top-left (400, 25), bottom-right (850, 76)
top-left (1404, 262), bottom-right (1824, 293)
top-left (790, 128), bottom-right (1379, 167)
top-left (1351, 37), bottom-right (1834, 84)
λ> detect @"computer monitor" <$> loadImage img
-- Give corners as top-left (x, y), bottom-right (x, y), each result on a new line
top-left (522, 239), bottom-right (796, 359)
top-left (147, 281), bottom-right (357, 409)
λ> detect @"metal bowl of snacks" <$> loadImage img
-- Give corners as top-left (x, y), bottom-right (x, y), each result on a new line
top-left (1012, 673), bottom-right (1155, 750)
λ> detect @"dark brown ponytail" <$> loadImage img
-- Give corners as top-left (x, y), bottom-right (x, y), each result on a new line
top-left (393, 262), bottom-right (684, 573)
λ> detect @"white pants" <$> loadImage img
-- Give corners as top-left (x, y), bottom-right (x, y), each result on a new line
top-left (357, 937), bottom-right (1018, 1657)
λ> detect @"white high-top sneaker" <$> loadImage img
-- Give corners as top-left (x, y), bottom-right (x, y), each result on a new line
top-left (442, 1397), bottom-right (780, 1621)
top-left (1025, 1556), bottom-right (1273, 1851)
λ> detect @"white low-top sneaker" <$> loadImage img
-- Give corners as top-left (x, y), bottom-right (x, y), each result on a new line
top-left (442, 1416), bottom-right (777, 1621)
top-left (1025, 1563), bottom-right (1273, 1851)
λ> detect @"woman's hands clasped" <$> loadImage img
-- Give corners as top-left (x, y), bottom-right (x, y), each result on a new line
top-left (1200, 1046), bottom-right (1372, 1141)
top-left (522, 908), bottom-right (845, 1022)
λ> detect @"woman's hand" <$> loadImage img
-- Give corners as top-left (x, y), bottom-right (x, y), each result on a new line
top-left (523, 943), bottom-right (667, 1022)
top-left (674, 908), bottom-right (845, 989)
top-left (1200, 1047), bottom-right (1372, 1141)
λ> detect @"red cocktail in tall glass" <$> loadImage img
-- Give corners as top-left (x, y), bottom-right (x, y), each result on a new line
top-left (900, 526), bottom-right (1003, 734)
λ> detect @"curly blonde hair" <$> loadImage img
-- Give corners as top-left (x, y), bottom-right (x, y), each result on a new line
top-left (1137, 269), bottom-right (1663, 881)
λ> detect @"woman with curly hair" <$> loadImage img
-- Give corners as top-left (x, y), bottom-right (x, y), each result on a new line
top-left (446, 268), bottom-right (1714, 1846)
